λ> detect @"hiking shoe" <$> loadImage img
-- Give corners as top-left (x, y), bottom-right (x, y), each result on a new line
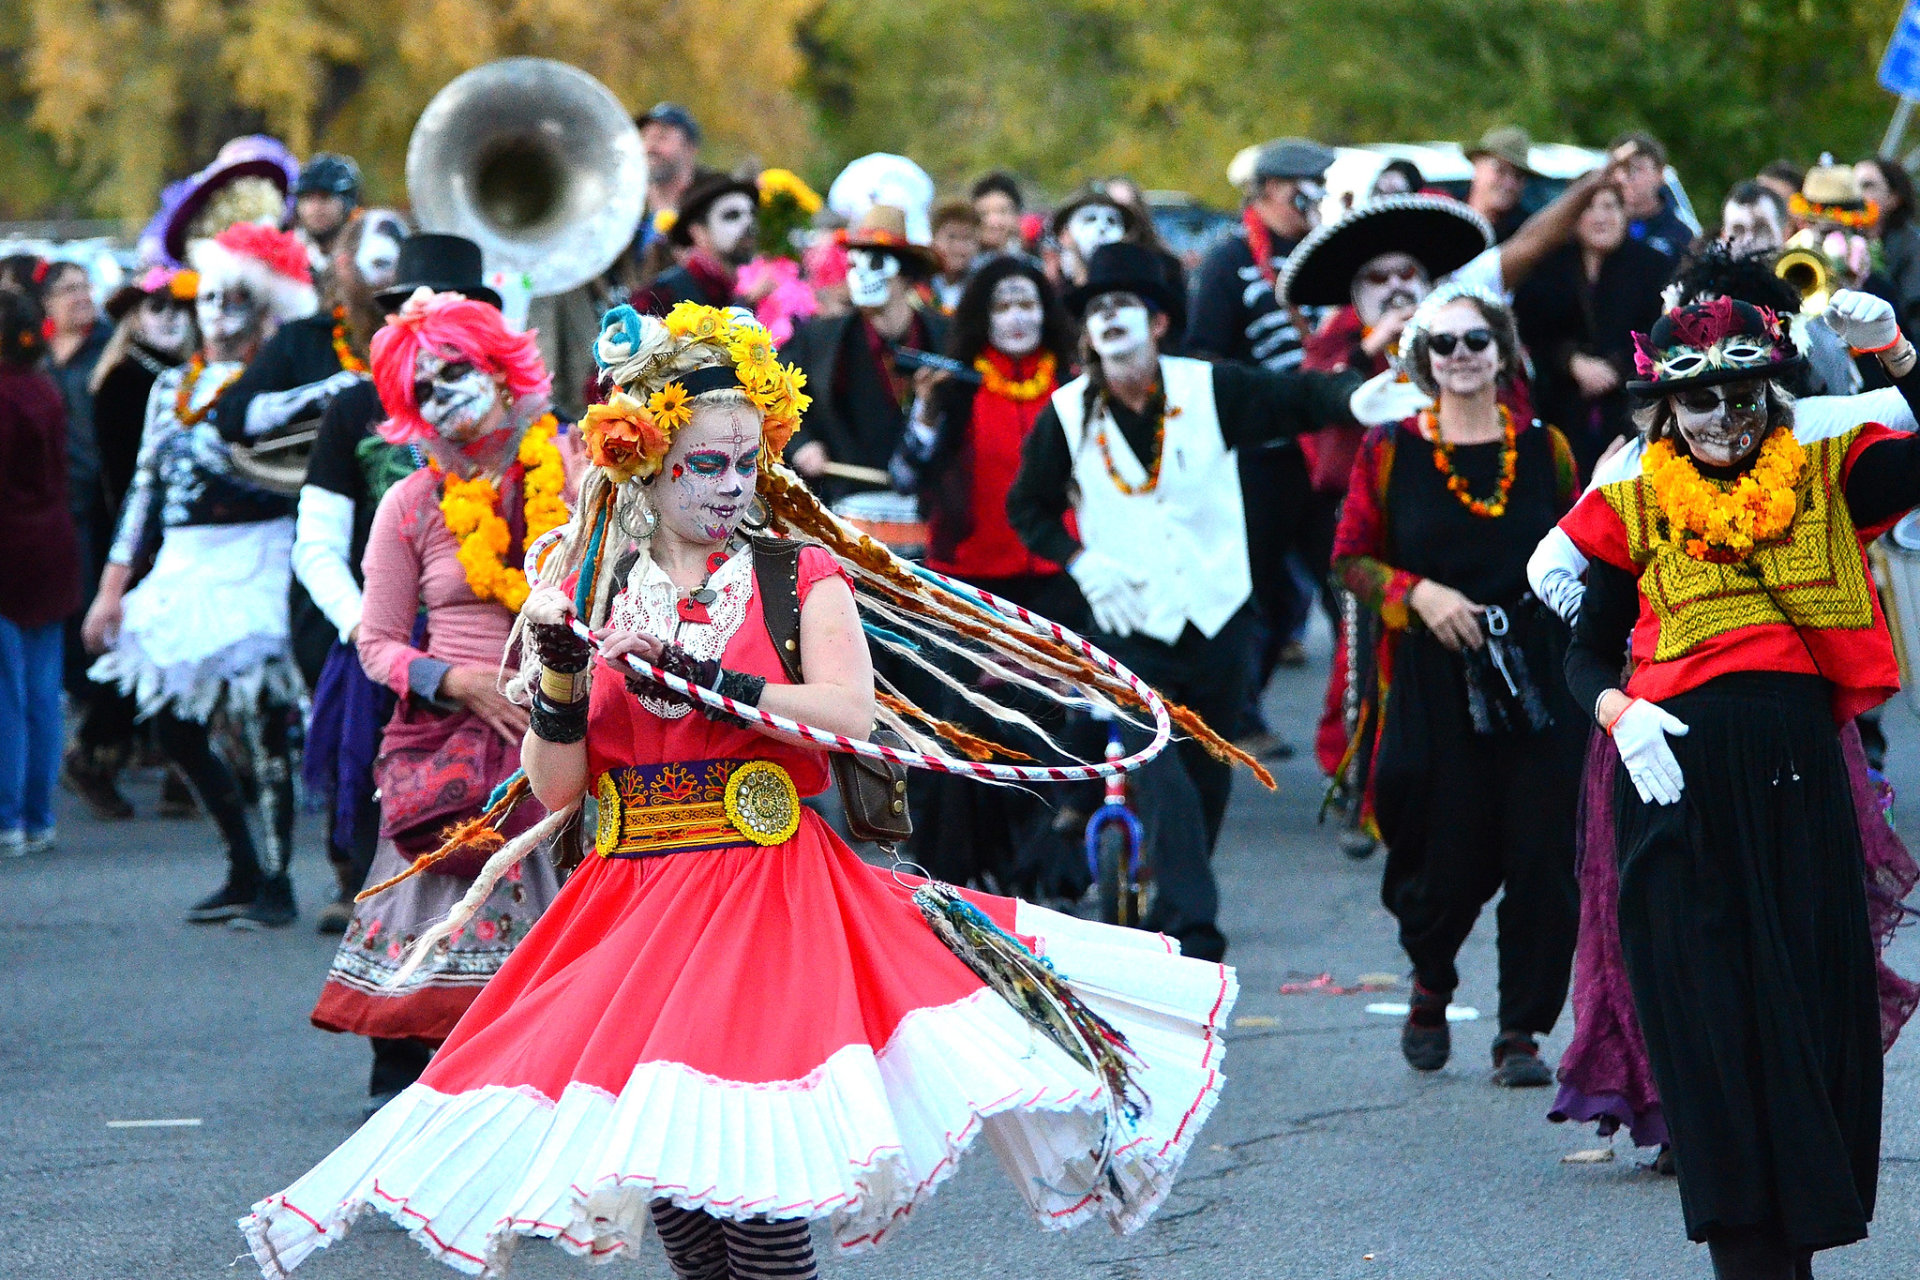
top-left (1491, 1031), bottom-right (1553, 1087)
top-left (229, 875), bottom-right (297, 930)
top-left (1652, 1145), bottom-right (1677, 1177)
top-left (185, 880), bottom-right (258, 923)
top-left (60, 747), bottom-right (134, 820)
top-left (24, 827), bottom-right (55, 854)
top-left (1402, 982), bottom-right (1451, 1071)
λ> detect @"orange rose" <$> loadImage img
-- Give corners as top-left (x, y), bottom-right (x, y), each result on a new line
top-left (582, 392), bottom-right (671, 482)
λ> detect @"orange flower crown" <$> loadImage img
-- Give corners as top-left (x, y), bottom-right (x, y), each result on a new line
top-left (581, 301), bottom-right (810, 483)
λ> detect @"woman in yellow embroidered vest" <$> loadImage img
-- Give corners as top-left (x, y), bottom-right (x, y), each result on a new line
top-left (1561, 293), bottom-right (1920, 1278)
top-left (245, 301), bottom-right (1244, 1279)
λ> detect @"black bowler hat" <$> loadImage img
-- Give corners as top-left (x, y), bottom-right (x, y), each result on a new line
top-left (1064, 242), bottom-right (1179, 317)
top-left (373, 234), bottom-right (500, 313)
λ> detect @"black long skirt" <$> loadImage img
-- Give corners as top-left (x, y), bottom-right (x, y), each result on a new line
top-left (1614, 672), bottom-right (1882, 1250)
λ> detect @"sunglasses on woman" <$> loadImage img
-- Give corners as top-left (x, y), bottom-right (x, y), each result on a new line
top-left (1427, 328), bottom-right (1494, 356)
top-left (1675, 385), bottom-right (1768, 417)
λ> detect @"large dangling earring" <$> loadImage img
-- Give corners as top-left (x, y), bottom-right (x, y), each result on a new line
top-left (740, 496), bottom-right (770, 534)
top-left (617, 491), bottom-right (659, 540)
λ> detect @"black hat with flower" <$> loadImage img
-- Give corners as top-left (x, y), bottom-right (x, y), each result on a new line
top-left (1627, 297), bottom-right (1806, 400)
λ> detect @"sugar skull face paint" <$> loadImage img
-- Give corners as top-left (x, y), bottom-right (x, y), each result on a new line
top-left (353, 215), bottom-right (406, 292)
top-left (987, 275), bottom-right (1044, 356)
top-left (648, 401), bottom-right (762, 546)
top-left (1065, 203), bottom-right (1127, 258)
top-left (137, 293), bottom-right (193, 356)
top-left (1085, 291), bottom-right (1152, 361)
top-left (196, 276), bottom-right (264, 345)
top-left (413, 347), bottom-right (506, 445)
top-left (1672, 379), bottom-right (1769, 467)
top-left (846, 248), bottom-right (902, 309)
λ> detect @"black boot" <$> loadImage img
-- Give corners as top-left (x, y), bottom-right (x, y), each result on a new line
top-left (1707, 1228), bottom-right (1800, 1280)
top-left (60, 745), bottom-right (134, 820)
top-left (1402, 981), bottom-right (1451, 1071)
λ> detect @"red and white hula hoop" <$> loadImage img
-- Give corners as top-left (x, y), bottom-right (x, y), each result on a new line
top-left (523, 525), bottom-right (1172, 781)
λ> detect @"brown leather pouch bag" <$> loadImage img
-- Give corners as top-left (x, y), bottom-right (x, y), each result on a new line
top-left (752, 536), bottom-right (913, 844)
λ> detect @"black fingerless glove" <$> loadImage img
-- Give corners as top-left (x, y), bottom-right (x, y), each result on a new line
top-left (622, 642), bottom-right (766, 724)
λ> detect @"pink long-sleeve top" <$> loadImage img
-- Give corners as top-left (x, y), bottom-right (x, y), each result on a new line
top-left (356, 453), bottom-right (581, 701)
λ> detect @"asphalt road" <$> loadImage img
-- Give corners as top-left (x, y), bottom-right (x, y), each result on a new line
top-left (5, 632), bottom-right (1919, 1280)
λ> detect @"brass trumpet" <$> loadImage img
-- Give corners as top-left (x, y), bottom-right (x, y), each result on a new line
top-left (1774, 243), bottom-right (1835, 316)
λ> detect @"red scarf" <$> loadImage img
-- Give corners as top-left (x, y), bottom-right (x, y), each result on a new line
top-left (1244, 205), bottom-right (1278, 287)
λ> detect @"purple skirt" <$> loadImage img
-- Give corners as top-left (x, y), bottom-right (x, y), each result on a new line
top-left (1550, 721), bottom-right (1920, 1148)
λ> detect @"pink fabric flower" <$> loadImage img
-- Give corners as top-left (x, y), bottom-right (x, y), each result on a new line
top-left (739, 256), bottom-right (820, 345)
top-left (212, 221), bottom-right (311, 283)
top-left (475, 919), bottom-right (498, 942)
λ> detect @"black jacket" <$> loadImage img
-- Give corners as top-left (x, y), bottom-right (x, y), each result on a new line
top-left (1513, 239), bottom-right (1670, 472)
top-left (208, 313), bottom-right (344, 443)
top-left (782, 308), bottom-right (948, 501)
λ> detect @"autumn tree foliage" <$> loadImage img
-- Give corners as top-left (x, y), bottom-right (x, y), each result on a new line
top-left (17, 0), bottom-right (816, 222)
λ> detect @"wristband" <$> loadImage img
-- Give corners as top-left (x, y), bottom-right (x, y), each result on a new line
top-left (1884, 339), bottom-right (1918, 378)
top-left (540, 664), bottom-right (590, 704)
top-left (530, 689), bottom-right (588, 743)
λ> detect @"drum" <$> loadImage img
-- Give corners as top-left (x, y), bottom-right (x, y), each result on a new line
top-left (1874, 511), bottom-right (1920, 713)
top-left (831, 490), bottom-right (928, 560)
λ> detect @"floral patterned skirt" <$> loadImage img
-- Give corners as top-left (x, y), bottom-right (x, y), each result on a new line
top-left (311, 835), bottom-right (563, 1044)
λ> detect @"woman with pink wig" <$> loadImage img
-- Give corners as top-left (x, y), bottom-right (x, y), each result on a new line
top-left (308, 287), bottom-right (573, 1114)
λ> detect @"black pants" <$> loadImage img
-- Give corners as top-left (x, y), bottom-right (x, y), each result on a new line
top-left (369, 1037), bottom-right (434, 1097)
top-left (1105, 606), bottom-right (1258, 960)
top-left (152, 699), bottom-right (296, 885)
top-left (74, 681), bottom-right (139, 758)
top-left (1372, 628), bottom-right (1582, 1033)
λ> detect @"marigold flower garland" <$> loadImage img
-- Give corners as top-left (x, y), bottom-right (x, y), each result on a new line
top-left (579, 302), bottom-right (811, 485)
top-left (438, 413), bottom-right (568, 613)
top-left (1423, 404), bottom-right (1518, 518)
top-left (174, 355), bottom-right (244, 427)
top-left (974, 352), bottom-right (1058, 403)
top-left (331, 305), bottom-right (367, 374)
top-left (1642, 426), bottom-right (1805, 563)
top-left (1096, 391), bottom-right (1179, 496)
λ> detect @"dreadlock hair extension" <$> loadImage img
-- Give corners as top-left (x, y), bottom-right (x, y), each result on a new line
top-left (876, 692), bottom-right (1035, 763)
top-left (394, 801), bottom-right (580, 983)
top-left (758, 464), bottom-right (1274, 787)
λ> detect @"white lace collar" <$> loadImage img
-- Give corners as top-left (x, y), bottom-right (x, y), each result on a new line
top-left (607, 544), bottom-right (757, 719)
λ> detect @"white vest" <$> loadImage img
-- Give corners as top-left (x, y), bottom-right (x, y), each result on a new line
top-left (1053, 356), bottom-right (1251, 643)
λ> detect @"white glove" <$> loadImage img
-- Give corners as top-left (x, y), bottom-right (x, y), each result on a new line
top-left (1610, 698), bottom-right (1690, 806)
top-left (1824, 290), bottom-right (1900, 354)
top-left (1068, 549), bottom-right (1149, 637)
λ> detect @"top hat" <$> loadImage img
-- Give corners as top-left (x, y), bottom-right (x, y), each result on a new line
top-left (373, 234), bottom-right (501, 312)
top-left (1064, 241), bottom-right (1179, 317)
top-left (843, 205), bottom-right (940, 278)
top-left (1279, 194), bottom-right (1493, 308)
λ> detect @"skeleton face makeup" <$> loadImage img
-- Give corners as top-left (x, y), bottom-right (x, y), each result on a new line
top-left (1065, 203), bottom-right (1127, 259)
top-left (648, 401), bottom-right (762, 547)
top-left (136, 293), bottom-right (193, 356)
top-left (988, 276), bottom-right (1045, 356)
top-left (701, 192), bottom-right (759, 266)
top-left (353, 216), bottom-right (406, 292)
top-left (196, 277), bottom-right (264, 346)
top-left (1085, 291), bottom-right (1153, 361)
top-left (846, 248), bottom-right (902, 309)
top-left (413, 347), bottom-right (506, 446)
top-left (1351, 252), bottom-right (1429, 328)
top-left (1671, 379), bottom-right (1769, 467)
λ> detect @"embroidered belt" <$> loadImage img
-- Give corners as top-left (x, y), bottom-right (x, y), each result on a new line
top-left (594, 758), bottom-right (802, 858)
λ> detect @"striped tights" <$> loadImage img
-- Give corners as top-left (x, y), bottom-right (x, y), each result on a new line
top-left (648, 1200), bottom-right (817, 1280)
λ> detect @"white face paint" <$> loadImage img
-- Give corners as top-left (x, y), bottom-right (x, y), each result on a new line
top-left (988, 276), bottom-right (1045, 356)
top-left (846, 248), bottom-right (901, 309)
top-left (413, 348), bottom-right (505, 445)
top-left (136, 294), bottom-right (193, 356)
top-left (702, 192), bottom-right (759, 265)
top-left (1065, 203), bottom-right (1127, 258)
top-left (649, 402), bottom-right (761, 547)
top-left (353, 217), bottom-right (405, 292)
top-left (195, 277), bottom-right (264, 345)
top-left (1085, 292), bottom-right (1153, 361)
top-left (1671, 380), bottom-right (1769, 468)
top-left (1351, 252), bottom-right (1429, 328)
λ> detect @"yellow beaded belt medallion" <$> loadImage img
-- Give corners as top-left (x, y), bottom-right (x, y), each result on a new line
top-left (594, 758), bottom-right (802, 858)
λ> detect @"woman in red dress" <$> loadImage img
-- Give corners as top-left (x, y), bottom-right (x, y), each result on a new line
top-left (245, 302), bottom-right (1237, 1279)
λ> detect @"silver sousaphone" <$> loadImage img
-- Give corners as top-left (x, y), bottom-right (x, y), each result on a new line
top-left (231, 59), bottom-right (645, 495)
top-left (406, 56), bottom-right (648, 302)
